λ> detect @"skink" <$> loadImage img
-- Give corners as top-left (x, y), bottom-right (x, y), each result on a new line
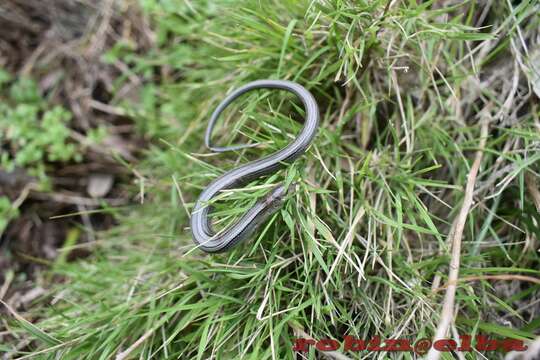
top-left (190, 80), bottom-right (319, 253)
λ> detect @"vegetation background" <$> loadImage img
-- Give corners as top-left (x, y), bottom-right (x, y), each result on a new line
top-left (0, 0), bottom-right (539, 359)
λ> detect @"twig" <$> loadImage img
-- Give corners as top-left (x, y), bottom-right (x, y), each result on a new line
top-left (0, 271), bottom-right (14, 301)
top-left (525, 172), bottom-right (540, 213)
top-left (426, 120), bottom-right (489, 360)
top-left (29, 191), bottom-right (127, 207)
top-left (115, 327), bottom-right (154, 360)
top-left (434, 274), bottom-right (540, 292)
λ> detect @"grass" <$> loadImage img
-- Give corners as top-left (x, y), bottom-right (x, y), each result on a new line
top-left (3, 0), bottom-right (540, 359)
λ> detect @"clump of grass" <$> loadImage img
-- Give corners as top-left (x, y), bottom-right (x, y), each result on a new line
top-left (4, 0), bottom-right (540, 359)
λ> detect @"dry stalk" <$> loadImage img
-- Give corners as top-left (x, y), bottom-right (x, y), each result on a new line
top-left (425, 119), bottom-right (490, 360)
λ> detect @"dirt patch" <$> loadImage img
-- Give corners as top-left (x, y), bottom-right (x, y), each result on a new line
top-left (0, 0), bottom-right (152, 307)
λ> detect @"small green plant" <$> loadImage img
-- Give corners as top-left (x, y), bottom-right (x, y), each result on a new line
top-left (0, 74), bottom-right (81, 182)
top-left (87, 125), bottom-right (108, 145)
top-left (0, 72), bottom-right (82, 232)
